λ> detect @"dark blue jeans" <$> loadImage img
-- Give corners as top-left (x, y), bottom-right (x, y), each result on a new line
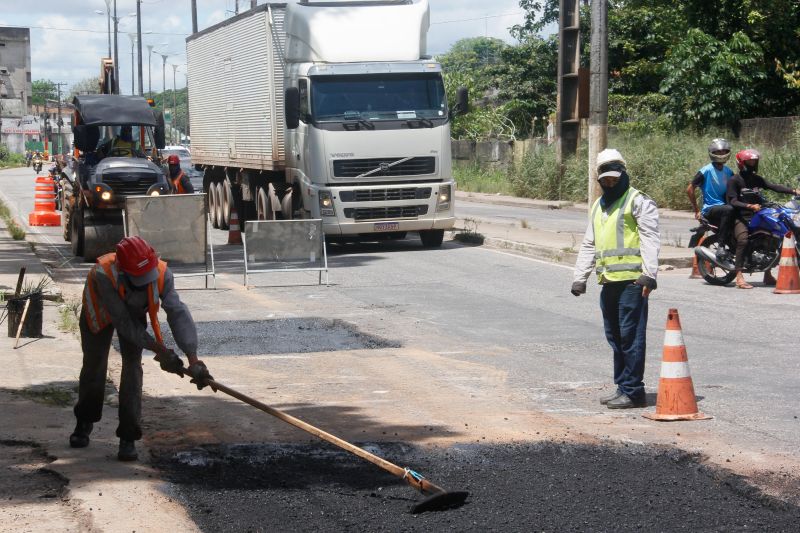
top-left (599, 280), bottom-right (648, 400)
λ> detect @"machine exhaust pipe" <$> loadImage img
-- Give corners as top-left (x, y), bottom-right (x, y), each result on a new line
top-left (694, 246), bottom-right (734, 271)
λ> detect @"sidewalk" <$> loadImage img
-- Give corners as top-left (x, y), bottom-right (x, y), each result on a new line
top-left (0, 218), bottom-right (199, 532)
top-left (455, 191), bottom-right (695, 268)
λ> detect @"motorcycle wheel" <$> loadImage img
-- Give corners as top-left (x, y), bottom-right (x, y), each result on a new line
top-left (697, 234), bottom-right (736, 286)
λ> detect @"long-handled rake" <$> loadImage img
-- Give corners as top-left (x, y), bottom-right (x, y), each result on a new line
top-left (204, 378), bottom-right (469, 513)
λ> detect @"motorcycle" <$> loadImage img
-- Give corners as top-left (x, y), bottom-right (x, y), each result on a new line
top-left (48, 165), bottom-right (62, 211)
top-left (691, 196), bottom-right (800, 285)
top-left (32, 155), bottom-right (43, 173)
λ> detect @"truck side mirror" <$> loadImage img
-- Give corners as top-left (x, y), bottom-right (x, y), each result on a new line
top-left (453, 87), bottom-right (470, 117)
top-left (285, 87), bottom-right (300, 130)
top-left (154, 111), bottom-right (167, 149)
top-left (72, 125), bottom-right (100, 152)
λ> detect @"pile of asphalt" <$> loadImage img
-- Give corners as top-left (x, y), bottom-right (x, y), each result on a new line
top-left (152, 441), bottom-right (800, 532)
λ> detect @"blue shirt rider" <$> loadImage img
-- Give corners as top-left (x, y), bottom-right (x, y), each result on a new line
top-left (687, 138), bottom-right (734, 260)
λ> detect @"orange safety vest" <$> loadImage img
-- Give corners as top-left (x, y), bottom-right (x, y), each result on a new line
top-left (171, 170), bottom-right (187, 194)
top-left (82, 253), bottom-right (168, 343)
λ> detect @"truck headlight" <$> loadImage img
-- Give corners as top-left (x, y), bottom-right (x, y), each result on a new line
top-left (101, 191), bottom-right (112, 201)
top-left (437, 184), bottom-right (451, 211)
top-left (147, 184), bottom-right (168, 196)
top-left (94, 183), bottom-right (113, 201)
top-left (319, 190), bottom-right (335, 217)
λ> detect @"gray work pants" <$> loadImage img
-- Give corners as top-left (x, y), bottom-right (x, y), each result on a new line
top-left (74, 312), bottom-right (144, 441)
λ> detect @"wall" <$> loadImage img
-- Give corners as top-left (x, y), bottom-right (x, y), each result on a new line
top-left (738, 116), bottom-right (799, 148)
top-left (451, 138), bottom-right (547, 168)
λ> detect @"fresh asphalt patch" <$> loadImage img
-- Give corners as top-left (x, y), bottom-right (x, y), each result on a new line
top-left (152, 441), bottom-right (800, 532)
top-left (158, 318), bottom-right (401, 356)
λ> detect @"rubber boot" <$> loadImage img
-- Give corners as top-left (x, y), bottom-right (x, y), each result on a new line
top-left (69, 420), bottom-right (94, 448)
top-left (118, 440), bottom-right (138, 462)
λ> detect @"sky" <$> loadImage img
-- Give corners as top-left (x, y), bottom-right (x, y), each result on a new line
top-left (0, 0), bottom-right (528, 95)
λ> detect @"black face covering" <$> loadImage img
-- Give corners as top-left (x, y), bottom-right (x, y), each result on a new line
top-left (600, 171), bottom-right (630, 208)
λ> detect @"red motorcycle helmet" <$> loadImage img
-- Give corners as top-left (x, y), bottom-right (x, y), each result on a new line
top-left (116, 236), bottom-right (159, 286)
top-left (735, 149), bottom-right (760, 173)
top-left (167, 154), bottom-right (180, 166)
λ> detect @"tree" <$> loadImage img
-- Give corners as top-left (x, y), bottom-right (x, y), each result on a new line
top-left (660, 29), bottom-right (764, 130)
top-left (68, 78), bottom-right (100, 100)
top-left (31, 80), bottom-right (58, 106)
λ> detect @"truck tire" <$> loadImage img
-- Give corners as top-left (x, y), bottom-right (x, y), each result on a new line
top-left (209, 183), bottom-right (219, 229)
top-left (419, 229), bottom-right (444, 248)
top-left (215, 182), bottom-right (228, 230)
top-left (222, 179), bottom-right (232, 226)
top-left (62, 198), bottom-right (72, 242)
top-left (71, 206), bottom-right (84, 257)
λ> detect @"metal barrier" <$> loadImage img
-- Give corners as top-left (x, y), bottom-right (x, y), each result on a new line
top-left (243, 219), bottom-right (328, 286)
top-left (123, 193), bottom-right (216, 288)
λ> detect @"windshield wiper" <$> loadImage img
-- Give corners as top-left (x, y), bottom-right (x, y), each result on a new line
top-left (404, 117), bottom-right (434, 128)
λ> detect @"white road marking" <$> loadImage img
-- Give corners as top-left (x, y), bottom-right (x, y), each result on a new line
top-left (476, 247), bottom-right (574, 271)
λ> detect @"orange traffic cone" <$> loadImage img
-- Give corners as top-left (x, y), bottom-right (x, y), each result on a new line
top-left (689, 234), bottom-right (706, 279)
top-left (773, 232), bottom-right (800, 294)
top-left (643, 308), bottom-right (711, 422)
top-left (28, 175), bottom-right (61, 227)
top-left (227, 205), bottom-right (242, 245)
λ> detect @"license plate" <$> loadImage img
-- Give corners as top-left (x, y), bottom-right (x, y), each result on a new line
top-left (374, 222), bottom-right (400, 231)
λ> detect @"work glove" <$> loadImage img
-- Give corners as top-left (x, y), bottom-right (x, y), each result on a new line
top-left (187, 360), bottom-right (214, 390)
top-left (154, 348), bottom-right (185, 377)
top-left (633, 275), bottom-right (657, 291)
top-left (571, 281), bottom-right (586, 297)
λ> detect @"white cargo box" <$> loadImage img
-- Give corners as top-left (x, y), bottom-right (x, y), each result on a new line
top-left (187, 4), bottom-right (287, 171)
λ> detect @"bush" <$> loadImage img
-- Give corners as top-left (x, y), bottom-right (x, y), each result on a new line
top-left (0, 144), bottom-right (25, 168)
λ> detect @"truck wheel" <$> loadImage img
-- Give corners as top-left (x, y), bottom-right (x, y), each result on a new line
top-left (71, 207), bottom-right (84, 257)
top-left (256, 188), bottom-right (270, 220)
top-left (216, 182), bottom-right (228, 230)
top-left (419, 229), bottom-right (444, 248)
top-left (280, 188), bottom-right (293, 220)
top-left (222, 179), bottom-right (232, 226)
top-left (62, 200), bottom-right (72, 242)
top-left (208, 183), bottom-right (219, 228)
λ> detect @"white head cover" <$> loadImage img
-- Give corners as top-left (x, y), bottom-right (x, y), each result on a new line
top-left (596, 148), bottom-right (627, 179)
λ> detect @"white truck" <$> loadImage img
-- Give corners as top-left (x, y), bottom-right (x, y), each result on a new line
top-left (186, 0), bottom-right (467, 247)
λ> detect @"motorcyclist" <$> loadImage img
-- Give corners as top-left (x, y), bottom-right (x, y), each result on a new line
top-left (687, 138), bottom-right (735, 260)
top-left (166, 154), bottom-right (194, 194)
top-left (726, 149), bottom-right (800, 289)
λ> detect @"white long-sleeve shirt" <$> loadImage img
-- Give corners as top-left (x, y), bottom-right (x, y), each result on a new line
top-left (573, 192), bottom-right (660, 284)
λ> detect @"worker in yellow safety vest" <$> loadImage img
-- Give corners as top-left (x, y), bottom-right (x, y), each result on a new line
top-left (571, 149), bottom-right (661, 409)
top-left (71, 236), bottom-right (213, 461)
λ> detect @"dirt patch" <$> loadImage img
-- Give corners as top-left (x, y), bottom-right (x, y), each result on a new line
top-left (0, 440), bottom-right (68, 502)
top-left (153, 441), bottom-right (800, 532)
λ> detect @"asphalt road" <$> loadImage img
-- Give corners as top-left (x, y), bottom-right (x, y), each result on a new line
top-left (2, 166), bottom-right (799, 530)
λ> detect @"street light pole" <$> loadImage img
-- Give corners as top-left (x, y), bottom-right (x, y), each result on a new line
top-left (172, 64), bottom-right (178, 143)
top-left (136, 0), bottom-right (143, 95)
top-left (160, 54), bottom-right (168, 96)
top-left (104, 0), bottom-right (112, 58)
top-left (128, 34), bottom-right (136, 95)
top-left (147, 44), bottom-right (154, 97)
top-left (113, 0), bottom-right (120, 93)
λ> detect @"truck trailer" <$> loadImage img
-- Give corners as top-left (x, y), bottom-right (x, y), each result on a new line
top-left (186, 0), bottom-right (467, 247)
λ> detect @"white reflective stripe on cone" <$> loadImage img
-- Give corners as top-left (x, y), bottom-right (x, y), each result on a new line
top-left (660, 361), bottom-right (691, 379)
top-left (662, 329), bottom-right (685, 347)
top-left (779, 256), bottom-right (798, 267)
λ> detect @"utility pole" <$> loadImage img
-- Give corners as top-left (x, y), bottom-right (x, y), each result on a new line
top-left (235, 0), bottom-right (240, 15)
top-left (556, 0), bottom-right (580, 180)
top-left (128, 34), bottom-right (136, 95)
top-left (588, 0), bottom-right (609, 207)
top-left (191, 0), bottom-right (198, 33)
top-left (251, 0), bottom-right (257, 8)
top-left (147, 44), bottom-right (154, 97)
top-left (55, 82), bottom-right (67, 155)
top-left (136, 0), bottom-right (144, 95)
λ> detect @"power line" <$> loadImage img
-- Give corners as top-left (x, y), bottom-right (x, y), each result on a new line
top-left (430, 11), bottom-right (525, 26)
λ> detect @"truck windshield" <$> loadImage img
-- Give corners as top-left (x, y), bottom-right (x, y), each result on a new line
top-left (311, 73), bottom-right (446, 123)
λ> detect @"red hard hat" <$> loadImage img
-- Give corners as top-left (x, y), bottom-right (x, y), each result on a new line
top-left (167, 154), bottom-right (180, 165)
top-left (115, 236), bottom-right (159, 286)
top-left (735, 149), bottom-right (760, 171)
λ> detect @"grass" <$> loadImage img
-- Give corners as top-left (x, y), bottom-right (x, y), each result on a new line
top-left (453, 217), bottom-right (486, 244)
top-left (58, 301), bottom-right (80, 335)
top-left (17, 385), bottom-right (76, 408)
top-left (462, 128), bottom-right (800, 210)
top-left (0, 197), bottom-right (26, 240)
top-left (454, 162), bottom-right (515, 195)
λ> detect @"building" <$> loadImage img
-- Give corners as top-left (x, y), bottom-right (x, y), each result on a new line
top-left (0, 27), bottom-right (33, 153)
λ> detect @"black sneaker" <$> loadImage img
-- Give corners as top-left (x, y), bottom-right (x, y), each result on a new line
top-left (606, 395), bottom-right (647, 409)
top-left (117, 440), bottom-right (138, 462)
top-left (69, 420), bottom-right (93, 448)
top-left (599, 390), bottom-right (623, 405)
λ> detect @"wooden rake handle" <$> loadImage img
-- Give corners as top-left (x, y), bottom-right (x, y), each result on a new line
top-left (206, 379), bottom-right (445, 495)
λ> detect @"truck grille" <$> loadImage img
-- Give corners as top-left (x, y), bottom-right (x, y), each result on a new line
top-left (339, 187), bottom-right (432, 202)
top-left (103, 175), bottom-right (158, 196)
top-left (344, 205), bottom-right (428, 221)
top-left (333, 157), bottom-right (436, 178)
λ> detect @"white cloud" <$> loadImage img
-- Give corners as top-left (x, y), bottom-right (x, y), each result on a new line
top-left (3, 0), bottom-right (527, 93)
